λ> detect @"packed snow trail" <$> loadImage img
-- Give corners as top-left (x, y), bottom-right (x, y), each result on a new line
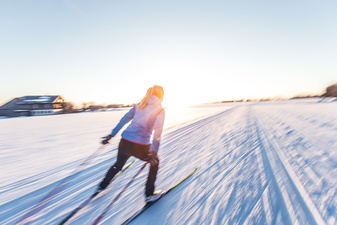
top-left (0, 101), bottom-right (336, 224)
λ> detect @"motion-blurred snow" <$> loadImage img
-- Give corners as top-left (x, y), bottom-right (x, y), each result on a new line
top-left (0, 99), bottom-right (336, 225)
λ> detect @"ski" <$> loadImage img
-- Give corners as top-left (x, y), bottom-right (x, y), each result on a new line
top-left (121, 168), bottom-right (198, 225)
top-left (92, 162), bottom-right (148, 225)
top-left (57, 160), bottom-right (135, 225)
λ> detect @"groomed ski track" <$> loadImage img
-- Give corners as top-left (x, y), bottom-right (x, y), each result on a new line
top-left (1, 102), bottom-right (336, 224)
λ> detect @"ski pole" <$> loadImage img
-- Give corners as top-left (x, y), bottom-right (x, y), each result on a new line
top-left (92, 162), bottom-right (148, 225)
top-left (16, 144), bottom-right (107, 225)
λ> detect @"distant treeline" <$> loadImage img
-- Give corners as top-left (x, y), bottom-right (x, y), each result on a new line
top-left (62, 102), bottom-right (136, 114)
top-left (214, 83), bottom-right (337, 104)
top-left (292, 83), bottom-right (337, 99)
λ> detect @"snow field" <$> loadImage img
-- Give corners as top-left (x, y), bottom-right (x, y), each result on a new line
top-left (0, 100), bottom-right (336, 225)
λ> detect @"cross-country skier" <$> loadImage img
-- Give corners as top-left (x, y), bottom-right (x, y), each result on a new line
top-left (99, 85), bottom-right (165, 203)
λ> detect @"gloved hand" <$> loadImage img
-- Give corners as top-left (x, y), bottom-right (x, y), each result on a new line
top-left (146, 151), bottom-right (159, 166)
top-left (101, 135), bottom-right (113, 145)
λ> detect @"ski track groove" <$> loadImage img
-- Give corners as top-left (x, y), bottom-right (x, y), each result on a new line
top-left (256, 107), bottom-right (336, 182)
top-left (252, 103), bottom-right (337, 222)
top-left (253, 108), bottom-right (326, 225)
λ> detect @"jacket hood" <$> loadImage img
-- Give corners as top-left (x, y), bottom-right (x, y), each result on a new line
top-left (148, 95), bottom-right (162, 105)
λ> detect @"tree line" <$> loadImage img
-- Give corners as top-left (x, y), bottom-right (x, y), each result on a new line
top-left (61, 102), bottom-right (135, 114)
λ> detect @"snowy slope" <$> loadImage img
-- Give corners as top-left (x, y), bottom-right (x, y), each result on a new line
top-left (0, 100), bottom-right (336, 225)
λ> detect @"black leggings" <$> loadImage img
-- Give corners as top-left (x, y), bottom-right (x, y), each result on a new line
top-left (99, 138), bottom-right (159, 196)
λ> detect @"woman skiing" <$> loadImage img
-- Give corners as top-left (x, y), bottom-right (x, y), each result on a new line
top-left (99, 85), bottom-right (165, 203)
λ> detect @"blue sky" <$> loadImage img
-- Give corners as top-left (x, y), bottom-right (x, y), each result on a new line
top-left (1, 0), bottom-right (336, 106)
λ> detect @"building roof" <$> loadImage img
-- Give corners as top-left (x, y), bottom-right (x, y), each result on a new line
top-left (15, 95), bottom-right (62, 104)
top-left (0, 95), bottom-right (63, 109)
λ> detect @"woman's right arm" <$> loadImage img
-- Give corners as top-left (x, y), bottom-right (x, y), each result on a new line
top-left (150, 109), bottom-right (165, 153)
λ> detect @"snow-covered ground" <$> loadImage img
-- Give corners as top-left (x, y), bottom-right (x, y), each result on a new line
top-left (0, 99), bottom-right (337, 225)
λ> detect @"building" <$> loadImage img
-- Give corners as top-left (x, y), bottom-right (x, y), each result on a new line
top-left (0, 95), bottom-right (64, 117)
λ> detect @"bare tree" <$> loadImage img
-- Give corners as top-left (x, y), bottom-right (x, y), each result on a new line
top-left (62, 102), bottom-right (77, 113)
